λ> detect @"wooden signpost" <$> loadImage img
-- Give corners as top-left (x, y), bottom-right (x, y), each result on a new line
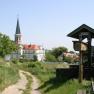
top-left (67, 24), bottom-right (94, 83)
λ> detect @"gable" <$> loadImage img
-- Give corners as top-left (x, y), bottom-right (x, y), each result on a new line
top-left (67, 24), bottom-right (94, 39)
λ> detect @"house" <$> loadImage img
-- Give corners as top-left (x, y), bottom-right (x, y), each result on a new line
top-left (11, 19), bottom-right (45, 61)
top-left (63, 52), bottom-right (79, 62)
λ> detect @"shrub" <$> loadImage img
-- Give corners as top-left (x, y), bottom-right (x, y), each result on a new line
top-left (45, 52), bottom-right (57, 62)
top-left (12, 59), bottom-right (19, 64)
top-left (33, 55), bottom-right (37, 61)
top-left (19, 59), bottom-right (33, 63)
top-left (64, 56), bottom-right (73, 63)
top-left (28, 63), bottom-right (35, 68)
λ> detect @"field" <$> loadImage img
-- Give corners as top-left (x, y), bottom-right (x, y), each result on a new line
top-left (0, 62), bottom-right (19, 91)
top-left (0, 58), bottom-right (91, 94)
top-left (17, 61), bottom-right (90, 94)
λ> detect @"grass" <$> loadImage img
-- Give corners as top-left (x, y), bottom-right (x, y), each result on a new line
top-left (39, 78), bottom-right (90, 94)
top-left (22, 73), bottom-right (32, 94)
top-left (0, 57), bottom-right (91, 94)
top-left (0, 62), bottom-right (19, 91)
top-left (0, 60), bottom-right (90, 94)
top-left (17, 61), bottom-right (90, 94)
top-left (17, 61), bottom-right (56, 81)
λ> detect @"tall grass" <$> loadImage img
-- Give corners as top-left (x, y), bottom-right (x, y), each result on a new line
top-left (0, 63), bottom-right (19, 91)
top-left (17, 62), bottom-right (56, 82)
top-left (17, 61), bottom-right (90, 94)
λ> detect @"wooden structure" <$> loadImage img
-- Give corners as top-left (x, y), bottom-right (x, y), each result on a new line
top-left (56, 24), bottom-right (94, 82)
top-left (67, 24), bottom-right (94, 82)
top-left (67, 24), bottom-right (94, 65)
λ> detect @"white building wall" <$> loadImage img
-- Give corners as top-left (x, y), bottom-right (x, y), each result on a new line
top-left (11, 46), bottom-right (45, 61)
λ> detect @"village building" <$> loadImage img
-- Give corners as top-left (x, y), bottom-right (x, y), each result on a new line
top-left (10, 19), bottom-right (45, 61)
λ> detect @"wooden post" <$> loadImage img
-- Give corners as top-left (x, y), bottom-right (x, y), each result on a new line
top-left (79, 51), bottom-right (83, 83)
top-left (87, 34), bottom-right (92, 66)
top-left (79, 35), bottom-right (83, 83)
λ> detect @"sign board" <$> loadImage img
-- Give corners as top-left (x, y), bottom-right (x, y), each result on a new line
top-left (73, 41), bottom-right (87, 51)
top-left (81, 43), bottom-right (87, 51)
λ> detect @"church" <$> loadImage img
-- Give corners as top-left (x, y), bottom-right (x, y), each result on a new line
top-left (10, 19), bottom-right (45, 61)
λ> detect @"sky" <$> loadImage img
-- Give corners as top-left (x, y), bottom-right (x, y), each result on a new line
top-left (0, 0), bottom-right (94, 50)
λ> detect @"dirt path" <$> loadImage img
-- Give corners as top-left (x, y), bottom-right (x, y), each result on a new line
top-left (1, 70), bottom-right (28, 94)
top-left (22, 71), bottom-right (41, 94)
top-left (31, 74), bottom-right (41, 94)
top-left (1, 70), bottom-right (41, 94)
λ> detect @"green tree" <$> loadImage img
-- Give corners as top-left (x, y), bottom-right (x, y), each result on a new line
top-left (51, 47), bottom-right (68, 58)
top-left (45, 51), bottom-right (57, 62)
top-left (64, 56), bottom-right (73, 63)
top-left (0, 33), bottom-right (17, 57)
top-left (33, 55), bottom-right (37, 61)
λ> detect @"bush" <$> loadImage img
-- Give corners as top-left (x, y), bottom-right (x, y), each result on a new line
top-left (33, 55), bottom-right (37, 61)
top-left (45, 52), bottom-right (57, 62)
top-left (28, 63), bottom-right (35, 68)
top-left (19, 58), bottom-right (34, 63)
top-left (64, 56), bottom-right (73, 63)
top-left (12, 59), bottom-right (19, 64)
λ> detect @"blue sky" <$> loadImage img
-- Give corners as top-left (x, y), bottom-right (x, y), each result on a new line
top-left (0, 0), bottom-right (94, 50)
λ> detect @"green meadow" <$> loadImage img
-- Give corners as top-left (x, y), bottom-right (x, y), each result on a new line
top-left (0, 57), bottom-right (91, 94)
top-left (0, 62), bottom-right (19, 91)
top-left (17, 61), bottom-right (90, 94)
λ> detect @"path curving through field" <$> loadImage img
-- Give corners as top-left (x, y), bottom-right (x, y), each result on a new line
top-left (31, 74), bottom-right (41, 94)
top-left (1, 70), bottom-right (28, 94)
top-left (1, 70), bottom-right (41, 94)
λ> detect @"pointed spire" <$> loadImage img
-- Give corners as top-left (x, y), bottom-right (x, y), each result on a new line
top-left (16, 18), bottom-right (21, 34)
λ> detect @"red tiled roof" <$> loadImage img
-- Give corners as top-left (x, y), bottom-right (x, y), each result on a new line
top-left (23, 44), bottom-right (40, 50)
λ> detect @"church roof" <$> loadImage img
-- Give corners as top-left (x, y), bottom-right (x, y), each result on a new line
top-left (16, 19), bottom-right (21, 34)
top-left (67, 24), bottom-right (94, 39)
top-left (23, 44), bottom-right (41, 50)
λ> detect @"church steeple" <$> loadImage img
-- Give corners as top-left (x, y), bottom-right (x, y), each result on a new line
top-left (15, 18), bottom-right (21, 44)
top-left (16, 18), bottom-right (21, 34)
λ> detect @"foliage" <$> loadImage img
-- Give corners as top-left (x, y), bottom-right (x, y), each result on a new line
top-left (33, 55), bottom-right (37, 61)
top-left (0, 33), bottom-right (17, 57)
top-left (45, 51), bottom-right (57, 62)
top-left (12, 58), bottom-right (19, 64)
top-left (19, 58), bottom-right (32, 63)
top-left (45, 47), bottom-right (68, 62)
top-left (64, 56), bottom-right (73, 63)
top-left (51, 47), bottom-right (68, 58)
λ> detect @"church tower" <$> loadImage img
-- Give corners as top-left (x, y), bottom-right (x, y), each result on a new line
top-left (15, 19), bottom-right (23, 56)
top-left (15, 19), bottom-right (21, 44)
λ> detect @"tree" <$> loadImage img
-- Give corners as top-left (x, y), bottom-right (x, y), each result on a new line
top-left (0, 33), bottom-right (17, 57)
top-left (51, 47), bottom-right (68, 58)
top-left (45, 51), bottom-right (57, 62)
top-left (33, 55), bottom-right (37, 61)
top-left (64, 56), bottom-right (73, 63)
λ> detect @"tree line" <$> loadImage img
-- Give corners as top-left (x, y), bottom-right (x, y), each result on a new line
top-left (45, 47), bottom-right (79, 63)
